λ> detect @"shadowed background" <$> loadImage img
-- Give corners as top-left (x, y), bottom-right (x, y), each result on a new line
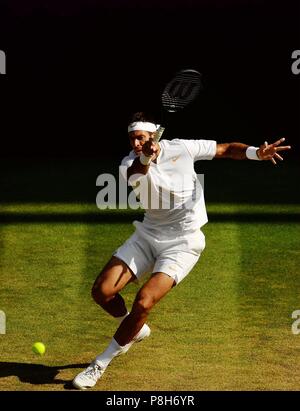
top-left (0, 0), bottom-right (299, 204)
top-left (0, 0), bottom-right (299, 160)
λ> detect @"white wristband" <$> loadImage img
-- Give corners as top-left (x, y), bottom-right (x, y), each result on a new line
top-left (246, 146), bottom-right (261, 160)
top-left (139, 153), bottom-right (152, 166)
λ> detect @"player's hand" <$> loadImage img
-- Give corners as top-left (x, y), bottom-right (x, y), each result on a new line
top-left (257, 138), bottom-right (291, 165)
top-left (142, 138), bottom-right (160, 158)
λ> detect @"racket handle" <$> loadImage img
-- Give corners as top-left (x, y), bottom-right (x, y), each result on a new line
top-left (153, 126), bottom-right (165, 142)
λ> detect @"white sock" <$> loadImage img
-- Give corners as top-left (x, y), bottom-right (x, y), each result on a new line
top-left (115, 311), bottom-right (130, 323)
top-left (95, 338), bottom-right (132, 368)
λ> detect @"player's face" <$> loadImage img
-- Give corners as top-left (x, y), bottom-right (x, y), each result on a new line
top-left (129, 131), bottom-right (152, 155)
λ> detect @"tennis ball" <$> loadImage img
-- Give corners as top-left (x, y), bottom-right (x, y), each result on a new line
top-left (32, 342), bottom-right (46, 356)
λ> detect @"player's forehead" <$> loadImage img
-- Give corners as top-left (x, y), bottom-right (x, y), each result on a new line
top-left (128, 130), bottom-right (150, 139)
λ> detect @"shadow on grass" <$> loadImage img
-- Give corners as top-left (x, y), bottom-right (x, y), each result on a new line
top-left (1, 157), bottom-right (299, 204)
top-left (0, 212), bottom-right (141, 224)
top-left (0, 212), bottom-right (299, 224)
top-left (0, 362), bottom-right (89, 389)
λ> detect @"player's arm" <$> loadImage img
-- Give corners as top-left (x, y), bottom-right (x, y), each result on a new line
top-left (215, 138), bottom-right (291, 164)
top-left (127, 139), bottom-right (160, 180)
top-left (215, 142), bottom-right (248, 160)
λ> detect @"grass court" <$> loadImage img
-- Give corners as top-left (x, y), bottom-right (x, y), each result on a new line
top-left (0, 158), bottom-right (300, 390)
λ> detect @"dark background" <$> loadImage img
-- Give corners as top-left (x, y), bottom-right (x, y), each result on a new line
top-left (0, 0), bottom-right (299, 160)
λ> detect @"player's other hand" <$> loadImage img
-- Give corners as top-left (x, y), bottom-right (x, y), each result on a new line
top-left (142, 138), bottom-right (160, 158)
top-left (257, 138), bottom-right (291, 165)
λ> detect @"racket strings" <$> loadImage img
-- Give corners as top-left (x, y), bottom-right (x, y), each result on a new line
top-left (162, 70), bottom-right (202, 112)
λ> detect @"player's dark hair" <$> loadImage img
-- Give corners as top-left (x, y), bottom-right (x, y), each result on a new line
top-left (128, 112), bottom-right (157, 125)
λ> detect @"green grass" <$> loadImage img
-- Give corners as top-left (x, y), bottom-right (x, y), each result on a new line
top-left (1, 202), bottom-right (300, 390)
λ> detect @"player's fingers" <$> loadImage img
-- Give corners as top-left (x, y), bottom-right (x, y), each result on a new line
top-left (275, 153), bottom-right (284, 161)
top-left (271, 157), bottom-right (277, 165)
top-left (263, 141), bottom-right (268, 153)
top-left (275, 145), bottom-right (291, 152)
top-left (271, 137), bottom-right (286, 147)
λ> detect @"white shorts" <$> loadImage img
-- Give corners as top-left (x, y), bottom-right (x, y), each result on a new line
top-left (113, 221), bottom-right (206, 284)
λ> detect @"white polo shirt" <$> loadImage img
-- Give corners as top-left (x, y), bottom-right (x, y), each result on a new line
top-left (121, 138), bottom-right (217, 236)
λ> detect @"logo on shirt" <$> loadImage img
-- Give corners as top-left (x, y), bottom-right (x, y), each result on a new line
top-left (171, 155), bottom-right (180, 162)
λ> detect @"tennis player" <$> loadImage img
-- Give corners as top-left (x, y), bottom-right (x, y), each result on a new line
top-left (73, 112), bottom-right (291, 389)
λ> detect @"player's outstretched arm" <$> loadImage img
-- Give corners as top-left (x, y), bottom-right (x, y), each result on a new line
top-left (215, 138), bottom-right (291, 164)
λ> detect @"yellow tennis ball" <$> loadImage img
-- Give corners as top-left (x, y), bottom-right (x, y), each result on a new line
top-left (32, 342), bottom-right (46, 356)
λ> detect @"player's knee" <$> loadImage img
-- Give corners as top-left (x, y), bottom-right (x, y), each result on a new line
top-left (133, 295), bottom-right (155, 316)
top-left (91, 281), bottom-right (114, 305)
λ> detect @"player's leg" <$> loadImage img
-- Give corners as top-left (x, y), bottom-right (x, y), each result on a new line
top-left (114, 272), bottom-right (175, 346)
top-left (92, 273), bottom-right (174, 371)
top-left (73, 232), bottom-right (155, 389)
top-left (73, 230), bottom-right (205, 389)
top-left (112, 229), bottom-right (206, 345)
top-left (91, 256), bottom-right (135, 319)
top-left (91, 230), bottom-right (154, 321)
top-left (72, 272), bottom-right (174, 390)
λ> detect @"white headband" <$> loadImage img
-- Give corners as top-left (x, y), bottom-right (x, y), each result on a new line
top-left (128, 121), bottom-right (160, 133)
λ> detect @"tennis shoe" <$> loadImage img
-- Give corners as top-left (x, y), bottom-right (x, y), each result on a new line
top-left (133, 323), bottom-right (151, 342)
top-left (72, 361), bottom-right (106, 390)
top-left (120, 323), bottom-right (151, 355)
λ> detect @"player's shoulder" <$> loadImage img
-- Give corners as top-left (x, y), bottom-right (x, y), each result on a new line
top-left (161, 138), bottom-right (203, 152)
top-left (160, 138), bottom-right (187, 148)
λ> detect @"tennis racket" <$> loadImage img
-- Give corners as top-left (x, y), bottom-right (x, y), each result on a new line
top-left (153, 68), bottom-right (203, 142)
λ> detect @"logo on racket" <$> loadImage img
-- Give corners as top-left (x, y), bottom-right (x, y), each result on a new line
top-left (168, 81), bottom-right (199, 99)
top-left (162, 69), bottom-right (203, 112)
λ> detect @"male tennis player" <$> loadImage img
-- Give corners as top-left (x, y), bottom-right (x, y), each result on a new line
top-left (73, 112), bottom-right (291, 389)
